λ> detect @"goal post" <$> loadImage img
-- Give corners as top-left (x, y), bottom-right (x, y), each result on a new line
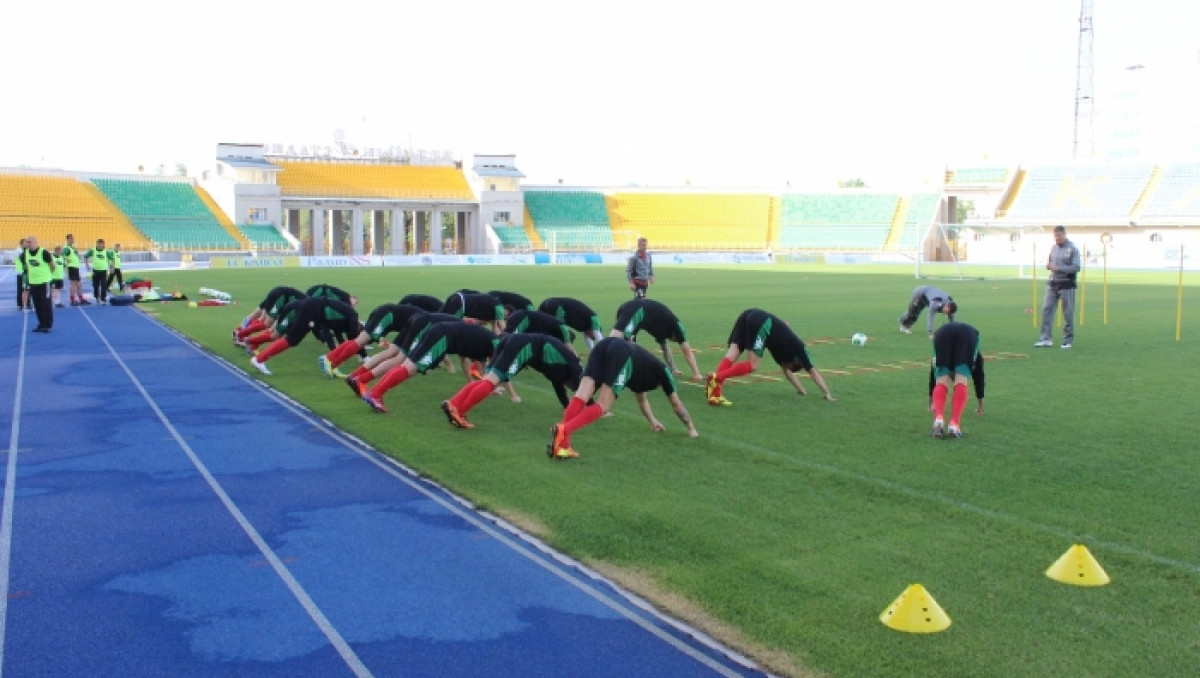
top-left (915, 223), bottom-right (1045, 280)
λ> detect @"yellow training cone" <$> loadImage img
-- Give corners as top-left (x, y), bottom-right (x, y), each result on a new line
top-left (879, 584), bottom-right (952, 633)
top-left (1045, 544), bottom-right (1110, 586)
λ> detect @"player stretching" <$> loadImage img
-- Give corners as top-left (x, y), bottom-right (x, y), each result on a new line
top-left (705, 308), bottom-right (835, 406)
top-left (928, 321), bottom-right (985, 438)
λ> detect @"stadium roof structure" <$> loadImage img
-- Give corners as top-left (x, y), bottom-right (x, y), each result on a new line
top-left (219, 157), bottom-right (280, 170)
top-left (474, 166), bottom-right (525, 178)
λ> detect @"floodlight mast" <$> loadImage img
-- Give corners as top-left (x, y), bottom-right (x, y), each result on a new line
top-left (1073, 0), bottom-right (1095, 160)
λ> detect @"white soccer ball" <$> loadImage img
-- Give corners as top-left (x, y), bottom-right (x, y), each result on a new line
top-left (851, 332), bottom-right (868, 346)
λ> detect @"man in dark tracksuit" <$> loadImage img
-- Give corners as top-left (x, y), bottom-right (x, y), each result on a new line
top-left (929, 321), bottom-right (985, 438)
top-left (440, 333), bottom-right (582, 429)
top-left (899, 285), bottom-right (957, 338)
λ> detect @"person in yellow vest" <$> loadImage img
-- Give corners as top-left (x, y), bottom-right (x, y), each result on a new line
top-left (106, 243), bottom-right (125, 293)
top-left (21, 235), bottom-right (56, 332)
top-left (13, 237), bottom-right (29, 310)
top-left (51, 245), bottom-right (66, 308)
top-left (63, 233), bottom-right (88, 306)
top-left (83, 238), bottom-right (113, 304)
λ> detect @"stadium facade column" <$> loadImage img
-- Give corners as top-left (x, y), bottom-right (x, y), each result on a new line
top-left (431, 209), bottom-right (444, 254)
top-left (351, 207), bottom-right (364, 255)
top-left (312, 208), bottom-right (327, 256)
top-left (330, 210), bottom-right (343, 254)
top-left (372, 210), bottom-right (386, 255)
top-left (390, 208), bottom-right (406, 254)
top-left (415, 211), bottom-right (428, 254)
top-left (287, 210), bottom-right (301, 239)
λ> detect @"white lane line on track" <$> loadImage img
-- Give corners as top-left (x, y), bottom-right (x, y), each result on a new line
top-left (141, 311), bottom-right (760, 678)
top-left (79, 310), bottom-right (375, 678)
top-left (0, 310), bottom-right (29, 676)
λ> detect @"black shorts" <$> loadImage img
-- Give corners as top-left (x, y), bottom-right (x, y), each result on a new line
top-left (933, 324), bottom-right (978, 377)
top-left (728, 309), bottom-right (772, 357)
top-left (581, 338), bottom-right (635, 396)
top-left (67, 267), bottom-right (81, 282)
top-left (52, 279), bottom-right (64, 290)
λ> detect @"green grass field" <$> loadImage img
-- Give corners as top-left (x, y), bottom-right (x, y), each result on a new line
top-left (136, 263), bottom-right (1199, 678)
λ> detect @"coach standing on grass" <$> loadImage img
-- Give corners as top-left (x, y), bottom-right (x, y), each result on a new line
top-left (1035, 225), bottom-right (1081, 349)
top-left (21, 235), bottom-right (56, 332)
top-left (627, 237), bottom-right (654, 298)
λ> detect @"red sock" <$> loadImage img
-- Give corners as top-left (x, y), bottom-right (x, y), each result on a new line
top-left (328, 340), bottom-right (359, 367)
top-left (247, 330), bottom-right (273, 348)
top-left (717, 361), bottom-right (754, 381)
top-left (349, 365), bottom-right (372, 381)
top-left (931, 383), bottom-right (948, 421)
top-left (950, 383), bottom-right (968, 427)
top-left (563, 402), bottom-right (604, 437)
top-left (562, 396), bottom-right (586, 422)
top-left (448, 380), bottom-right (477, 410)
top-left (458, 379), bottom-right (496, 414)
top-left (369, 367), bottom-right (410, 399)
top-left (238, 320), bottom-right (266, 339)
top-left (716, 357), bottom-right (733, 374)
top-left (256, 338), bottom-right (290, 362)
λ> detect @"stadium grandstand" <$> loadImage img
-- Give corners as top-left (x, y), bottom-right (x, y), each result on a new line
top-left (4, 151), bottom-right (1200, 273)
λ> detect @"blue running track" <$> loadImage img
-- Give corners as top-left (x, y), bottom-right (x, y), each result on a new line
top-left (0, 285), bottom-right (771, 677)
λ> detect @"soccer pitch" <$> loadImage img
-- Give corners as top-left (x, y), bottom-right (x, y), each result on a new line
top-left (141, 263), bottom-right (1199, 678)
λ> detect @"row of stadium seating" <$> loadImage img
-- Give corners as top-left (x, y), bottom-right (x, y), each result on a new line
top-left (237, 224), bottom-right (292, 249)
top-left (92, 179), bottom-right (240, 249)
top-left (513, 190), bottom-right (939, 252)
top-left (1138, 163), bottom-right (1200, 218)
top-left (1003, 165), bottom-right (1156, 219)
top-left (0, 175), bottom-right (149, 248)
top-left (273, 161), bottom-right (475, 200)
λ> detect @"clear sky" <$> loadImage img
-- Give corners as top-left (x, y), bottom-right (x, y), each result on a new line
top-left (0, 0), bottom-right (1195, 189)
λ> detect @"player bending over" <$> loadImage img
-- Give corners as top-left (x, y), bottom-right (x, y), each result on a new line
top-left (705, 308), bottom-right (835, 406)
top-left (928, 321), bottom-right (985, 438)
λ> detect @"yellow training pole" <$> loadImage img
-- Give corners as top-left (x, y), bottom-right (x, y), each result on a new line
top-left (1103, 242), bottom-right (1109, 324)
top-left (1177, 245), bottom-right (1185, 341)
top-left (1032, 242), bottom-right (1038, 328)
top-left (1080, 249), bottom-right (1086, 326)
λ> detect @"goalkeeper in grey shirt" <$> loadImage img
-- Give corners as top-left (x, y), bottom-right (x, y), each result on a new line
top-left (899, 285), bottom-right (957, 338)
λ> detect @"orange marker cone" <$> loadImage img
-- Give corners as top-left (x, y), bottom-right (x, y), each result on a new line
top-left (879, 584), bottom-right (951, 633)
top-left (1045, 544), bottom-right (1110, 586)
